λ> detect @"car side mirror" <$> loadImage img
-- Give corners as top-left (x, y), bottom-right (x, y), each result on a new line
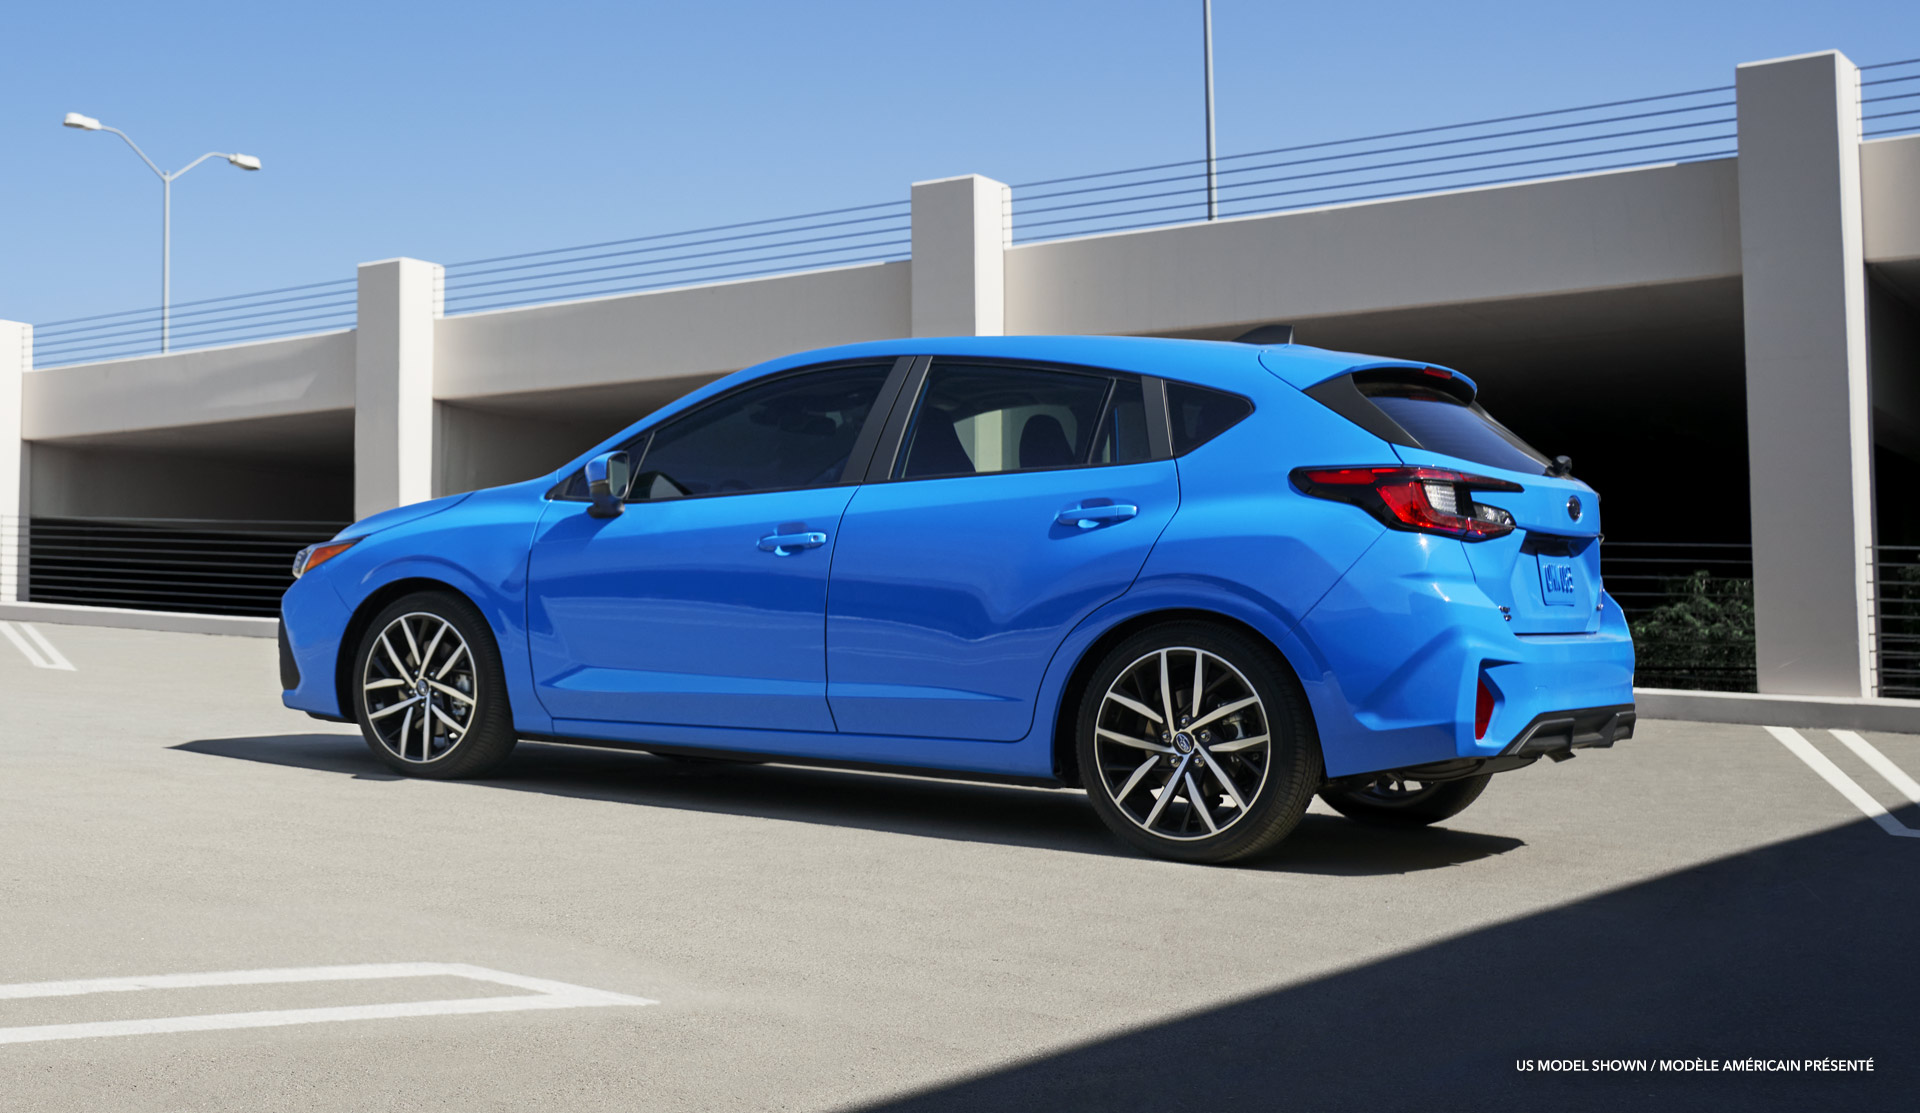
top-left (584, 451), bottom-right (631, 519)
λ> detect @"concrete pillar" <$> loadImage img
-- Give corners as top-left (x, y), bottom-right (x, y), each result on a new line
top-left (0, 321), bottom-right (25, 602)
top-left (354, 258), bottom-right (442, 519)
top-left (1737, 51), bottom-right (1873, 696)
top-left (911, 175), bottom-right (1010, 337)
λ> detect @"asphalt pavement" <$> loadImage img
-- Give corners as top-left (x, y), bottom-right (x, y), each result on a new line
top-left (1, 621), bottom-right (1914, 1111)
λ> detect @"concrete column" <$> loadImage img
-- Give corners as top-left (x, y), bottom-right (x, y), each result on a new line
top-left (911, 175), bottom-right (1010, 337)
top-left (0, 321), bottom-right (25, 602)
top-left (1737, 51), bottom-right (1873, 696)
top-left (354, 258), bottom-right (442, 519)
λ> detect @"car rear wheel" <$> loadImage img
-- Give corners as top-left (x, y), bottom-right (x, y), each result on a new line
top-left (1318, 773), bottom-right (1491, 827)
top-left (352, 591), bottom-right (517, 779)
top-left (1075, 622), bottom-right (1320, 864)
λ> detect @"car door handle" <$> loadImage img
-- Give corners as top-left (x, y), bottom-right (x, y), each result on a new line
top-left (758, 531), bottom-right (828, 555)
top-left (1056, 502), bottom-right (1139, 529)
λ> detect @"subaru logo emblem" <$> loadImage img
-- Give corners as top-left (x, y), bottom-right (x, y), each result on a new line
top-left (1566, 495), bottom-right (1582, 521)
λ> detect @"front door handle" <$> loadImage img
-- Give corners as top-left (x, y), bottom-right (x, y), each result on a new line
top-left (1056, 501), bottom-right (1139, 529)
top-left (758, 531), bottom-right (828, 555)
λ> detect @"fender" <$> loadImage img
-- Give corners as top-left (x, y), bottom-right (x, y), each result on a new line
top-left (1014, 576), bottom-right (1343, 781)
top-left (324, 479), bottom-right (554, 736)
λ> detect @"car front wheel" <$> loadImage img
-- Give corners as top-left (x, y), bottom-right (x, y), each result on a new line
top-left (352, 591), bottom-right (517, 779)
top-left (1075, 622), bottom-right (1321, 864)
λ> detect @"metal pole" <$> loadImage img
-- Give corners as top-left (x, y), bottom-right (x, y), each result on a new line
top-left (1203, 0), bottom-right (1217, 220)
top-left (161, 174), bottom-right (172, 353)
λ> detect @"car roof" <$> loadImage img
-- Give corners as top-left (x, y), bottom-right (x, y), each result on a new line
top-left (745, 335), bottom-right (1446, 392)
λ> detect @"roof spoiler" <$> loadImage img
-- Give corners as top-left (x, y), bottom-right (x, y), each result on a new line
top-left (1233, 324), bottom-right (1294, 345)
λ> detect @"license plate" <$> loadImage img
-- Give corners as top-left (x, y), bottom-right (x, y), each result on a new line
top-left (1539, 558), bottom-right (1579, 606)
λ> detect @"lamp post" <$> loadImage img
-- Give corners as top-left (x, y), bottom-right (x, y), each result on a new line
top-left (63, 112), bottom-right (262, 353)
top-left (1202, 0), bottom-right (1217, 220)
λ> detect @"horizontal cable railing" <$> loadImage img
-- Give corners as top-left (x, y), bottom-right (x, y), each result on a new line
top-left (1601, 541), bottom-right (1755, 692)
top-left (1872, 545), bottom-right (1920, 698)
top-left (0, 516), bottom-right (347, 618)
top-left (436, 198), bottom-right (913, 316)
top-left (1863, 55), bottom-right (1920, 139)
top-left (1009, 84), bottom-right (1737, 244)
top-left (31, 278), bottom-right (357, 369)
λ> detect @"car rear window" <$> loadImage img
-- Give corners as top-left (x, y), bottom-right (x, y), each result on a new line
top-left (1359, 383), bottom-right (1550, 474)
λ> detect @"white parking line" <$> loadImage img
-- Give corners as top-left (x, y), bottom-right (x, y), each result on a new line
top-left (1765, 726), bottom-right (1920, 839)
top-left (0, 962), bottom-right (655, 1046)
top-left (1829, 729), bottom-right (1920, 807)
top-left (15, 623), bottom-right (74, 671)
top-left (0, 621), bottom-right (52, 669)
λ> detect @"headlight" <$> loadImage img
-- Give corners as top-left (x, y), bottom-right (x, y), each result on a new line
top-left (292, 538), bottom-right (359, 579)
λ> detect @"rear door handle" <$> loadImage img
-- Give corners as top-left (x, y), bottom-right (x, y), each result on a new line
top-left (758, 531), bottom-right (828, 555)
top-left (1056, 502), bottom-right (1139, 529)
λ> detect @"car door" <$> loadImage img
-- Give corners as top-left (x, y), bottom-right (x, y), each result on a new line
top-left (826, 359), bottom-right (1180, 741)
top-left (527, 361), bottom-right (900, 733)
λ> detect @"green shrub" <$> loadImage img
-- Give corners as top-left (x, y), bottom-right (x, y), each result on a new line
top-left (1628, 570), bottom-right (1756, 692)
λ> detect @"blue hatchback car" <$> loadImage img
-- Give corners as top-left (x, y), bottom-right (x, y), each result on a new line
top-left (280, 336), bottom-right (1634, 862)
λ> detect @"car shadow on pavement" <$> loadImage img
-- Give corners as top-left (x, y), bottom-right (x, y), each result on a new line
top-left (843, 816), bottom-right (1915, 1113)
top-left (174, 733), bottom-right (1523, 876)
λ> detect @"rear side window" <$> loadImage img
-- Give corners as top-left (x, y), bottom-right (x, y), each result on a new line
top-left (895, 362), bottom-right (1150, 480)
top-left (1358, 382), bottom-right (1550, 475)
top-left (1166, 382), bottom-right (1253, 454)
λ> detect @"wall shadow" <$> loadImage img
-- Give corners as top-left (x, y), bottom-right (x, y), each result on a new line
top-left (849, 819), bottom-right (1912, 1113)
top-left (173, 733), bottom-right (1521, 876)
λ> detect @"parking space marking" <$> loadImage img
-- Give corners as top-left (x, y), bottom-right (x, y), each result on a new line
top-left (0, 962), bottom-right (655, 1046)
top-left (1765, 726), bottom-right (1920, 839)
top-left (15, 623), bottom-right (74, 670)
top-left (0, 622), bottom-right (74, 671)
top-left (1828, 729), bottom-right (1920, 807)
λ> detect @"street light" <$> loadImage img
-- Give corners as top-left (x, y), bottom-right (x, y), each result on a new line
top-left (63, 112), bottom-right (262, 353)
top-left (1198, 0), bottom-right (1213, 221)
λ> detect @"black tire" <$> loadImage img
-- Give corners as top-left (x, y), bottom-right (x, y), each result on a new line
top-left (1075, 621), bottom-right (1321, 864)
top-left (351, 590), bottom-right (517, 779)
top-left (1318, 773), bottom-right (1492, 828)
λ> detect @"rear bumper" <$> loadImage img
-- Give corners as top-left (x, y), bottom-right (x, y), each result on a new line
top-left (1292, 530), bottom-right (1636, 778)
top-left (1502, 703), bottom-right (1636, 759)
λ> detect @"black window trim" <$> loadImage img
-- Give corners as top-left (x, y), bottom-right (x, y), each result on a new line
top-left (547, 355), bottom-right (917, 503)
top-left (860, 355), bottom-right (1176, 485)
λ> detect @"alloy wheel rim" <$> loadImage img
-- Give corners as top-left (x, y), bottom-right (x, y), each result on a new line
top-left (1093, 646), bottom-right (1271, 841)
top-left (362, 612), bottom-right (478, 764)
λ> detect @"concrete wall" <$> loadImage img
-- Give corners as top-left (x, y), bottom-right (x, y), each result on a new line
top-left (1863, 134), bottom-right (1920, 264)
top-left (21, 330), bottom-right (353, 442)
top-left (1006, 157), bottom-right (1742, 337)
top-left (435, 261), bottom-right (910, 403)
top-left (434, 403), bottom-right (607, 497)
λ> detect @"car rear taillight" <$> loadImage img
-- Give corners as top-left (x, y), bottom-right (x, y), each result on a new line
top-left (1475, 675), bottom-right (1495, 740)
top-left (1291, 466), bottom-right (1521, 541)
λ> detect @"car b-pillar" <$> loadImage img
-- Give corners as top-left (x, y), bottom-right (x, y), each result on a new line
top-left (911, 175), bottom-right (1011, 337)
top-left (354, 258), bottom-right (443, 519)
top-left (1737, 51), bottom-right (1875, 697)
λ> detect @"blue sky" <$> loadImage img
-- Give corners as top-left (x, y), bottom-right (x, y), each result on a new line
top-left (3, 0), bottom-right (1916, 327)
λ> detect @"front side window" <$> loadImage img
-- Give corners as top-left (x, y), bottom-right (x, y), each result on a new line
top-left (896, 363), bottom-right (1150, 480)
top-left (562, 363), bottom-right (891, 501)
